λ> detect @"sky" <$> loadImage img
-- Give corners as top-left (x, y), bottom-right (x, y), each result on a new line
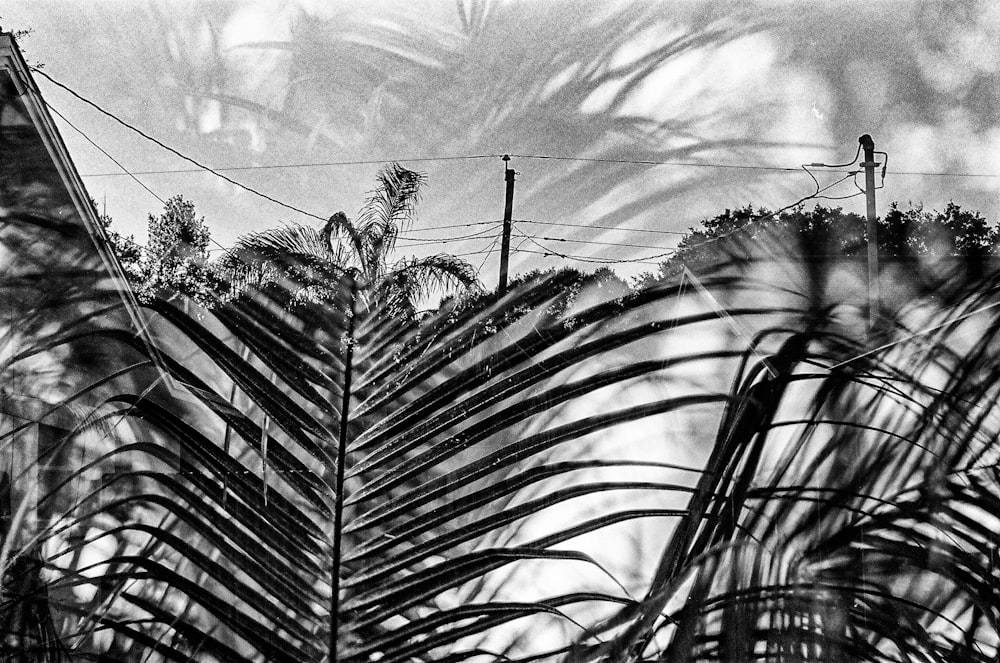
top-left (5, 0), bottom-right (1000, 284)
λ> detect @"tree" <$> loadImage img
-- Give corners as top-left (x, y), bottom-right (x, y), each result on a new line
top-left (96, 204), bottom-right (145, 285)
top-left (220, 163), bottom-right (481, 316)
top-left (143, 195), bottom-right (217, 307)
top-left (99, 195), bottom-right (220, 307)
top-left (635, 201), bottom-right (1000, 286)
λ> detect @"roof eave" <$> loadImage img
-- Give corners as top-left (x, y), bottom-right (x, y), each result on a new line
top-left (0, 32), bottom-right (182, 394)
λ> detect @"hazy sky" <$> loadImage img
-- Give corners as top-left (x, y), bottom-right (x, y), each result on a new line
top-left (5, 0), bottom-right (999, 282)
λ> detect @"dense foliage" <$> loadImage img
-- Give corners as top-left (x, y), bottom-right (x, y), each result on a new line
top-left (8, 185), bottom-right (1000, 661)
top-left (99, 195), bottom-right (219, 307)
top-left (636, 202), bottom-right (1000, 286)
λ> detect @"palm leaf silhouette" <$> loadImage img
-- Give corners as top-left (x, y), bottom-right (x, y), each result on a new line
top-left (6, 200), bottom-right (1000, 661)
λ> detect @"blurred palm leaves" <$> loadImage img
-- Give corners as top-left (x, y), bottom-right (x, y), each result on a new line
top-left (135, 0), bottom-right (813, 254)
top-left (8, 180), bottom-right (1000, 661)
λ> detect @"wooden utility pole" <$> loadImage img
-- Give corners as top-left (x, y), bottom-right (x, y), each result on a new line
top-left (498, 155), bottom-right (515, 295)
top-left (860, 134), bottom-right (879, 333)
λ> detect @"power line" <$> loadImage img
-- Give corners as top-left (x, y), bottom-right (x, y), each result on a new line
top-left (69, 155), bottom-right (862, 178)
top-left (513, 247), bottom-right (667, 266)
top-left (510, 153), bottom-right (802, 172)
top-left (678, 167), bottom-right (861, 253)
top-left (510, 153), bottom-right (1000, 179)
top-left (79, 154), bottom-right (503, 177)
top-left (885, 170), bottom-right (1000, 179)
top-left (47, 102), bottom-right (165, 205)
top-left (506, 164), bottom-right (865, 265)
top-left (75, 160), bottom-right (1000, 181)
top-left (44, 94), bottom-right (503, 265)
top-left (31, 66), bottom-right (328, 222)
top-left (526, 234), bottom-right (672, 251)
top-left (39, 82), bottom-right (508, 287)
top-left (517, 220), bottom-right (687, 236)
top-left (47, 98), bottom-right (240, 265)
top-left (30, 71), bottom-right (1000, 182)
top-left (396, 225), bottom-right (501, 243)
top-left (43, 99), bottom-right (241, 258)
top-left (451, 247), bottom-right (500, 258)
top-left (512, 229), bottom-right (675, 265)
top-left (472, 236), bottom-right (501, 278)
top-left (399, 220), bottom-right (499, 231)
top-left (41, 69), bottom-right (961, 278)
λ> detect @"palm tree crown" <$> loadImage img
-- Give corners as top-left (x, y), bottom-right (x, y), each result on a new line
top-left (221, 163), bottom-right (481, 314)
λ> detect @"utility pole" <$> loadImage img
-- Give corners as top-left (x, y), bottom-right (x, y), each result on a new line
top-left (860, 134), bottom-right (880, 334)
top-left (497, 155), bottom-right (516, 295)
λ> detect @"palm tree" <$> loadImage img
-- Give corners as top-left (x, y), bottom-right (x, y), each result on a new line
top-left (220, 162), bottom-right (481, 316)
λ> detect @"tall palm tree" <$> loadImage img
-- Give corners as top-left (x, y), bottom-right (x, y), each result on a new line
top-left (220, 162), bottom-right (481, 316)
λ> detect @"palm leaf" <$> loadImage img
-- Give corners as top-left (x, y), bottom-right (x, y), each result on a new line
top-left (353, 163), bottom-right (425, 280)
top-left (9, 179), bottom-right (1000, 663)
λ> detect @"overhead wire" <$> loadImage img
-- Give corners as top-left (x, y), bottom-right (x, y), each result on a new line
top-left (51, 142), bottom-right (1000, 180)
top-left (509, 153), bottom-right (803, 173)
top-left (397, 220), bottom-right (500, 232)
top-left (517, 220), bottom-right (687, 236)
top-left (880, 169), bottom-right (1000, 178)
top-left (511, 227), bottom-right (676, 265)
top-left (37, 69), bottom-right (919, 278)
top-left (39, 79), bottom-right (649, 292)
top-left (75, 160), bottom-right (1000, 180)
top-left (509, 163), bottom-right (871, 266)
top-left (45, 98), bottom-right (504, 279)
top-left (47, 101), bottom-right (165, 205)
top-left (79, 154), bottom-right (503, 177)
top-left (31, 66), bottom-right (328, 222)
top-left (525, 235), bottom-right (677, 251)
top-left (676, 166), bottom-right (866, 253)
top-left (472, 236), bottom-right (501, 278)
top-left (511, 150), bottom-right (999, 178)
top-left (806, 143), bottom-right (862, 170)
top-left (451, 247), bottom-right (501, 258)
top-left (30, 70), bottom-right (996, 184)
top-left (42, 103), bottom-right (232, 268)
top-left (45, 103), bottom-right (257, 265)
top-left (513, 247), bottom-right (667, 267)
top-left (396, 224), bottom-right (502, 244)
top-left (40, 86), bottom-right (497, 267)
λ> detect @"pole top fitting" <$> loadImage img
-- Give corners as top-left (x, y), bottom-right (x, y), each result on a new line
top-left (858, 134), bottom-right (875, 150)
top-left (502, 154), bottom-right (510, 162)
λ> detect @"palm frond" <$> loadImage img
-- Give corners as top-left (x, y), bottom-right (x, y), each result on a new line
top-left (11, 180), bottom-right (1000, 663)
top-left (218, 223), bottom-right (350, 301)
top-left (375, 253), bottom-right (482, 315)
top-left (353, 163), bottom-right (425, 279)
top-left (322, 211), bottom-right (367, 272)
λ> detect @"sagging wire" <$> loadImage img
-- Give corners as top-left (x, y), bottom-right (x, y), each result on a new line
top-left (511, 227), bottom-right (677, 265)
top-left (679, 152), bottom-right (870, 254)
top-left (396, 224), bottom-right (502, 244)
